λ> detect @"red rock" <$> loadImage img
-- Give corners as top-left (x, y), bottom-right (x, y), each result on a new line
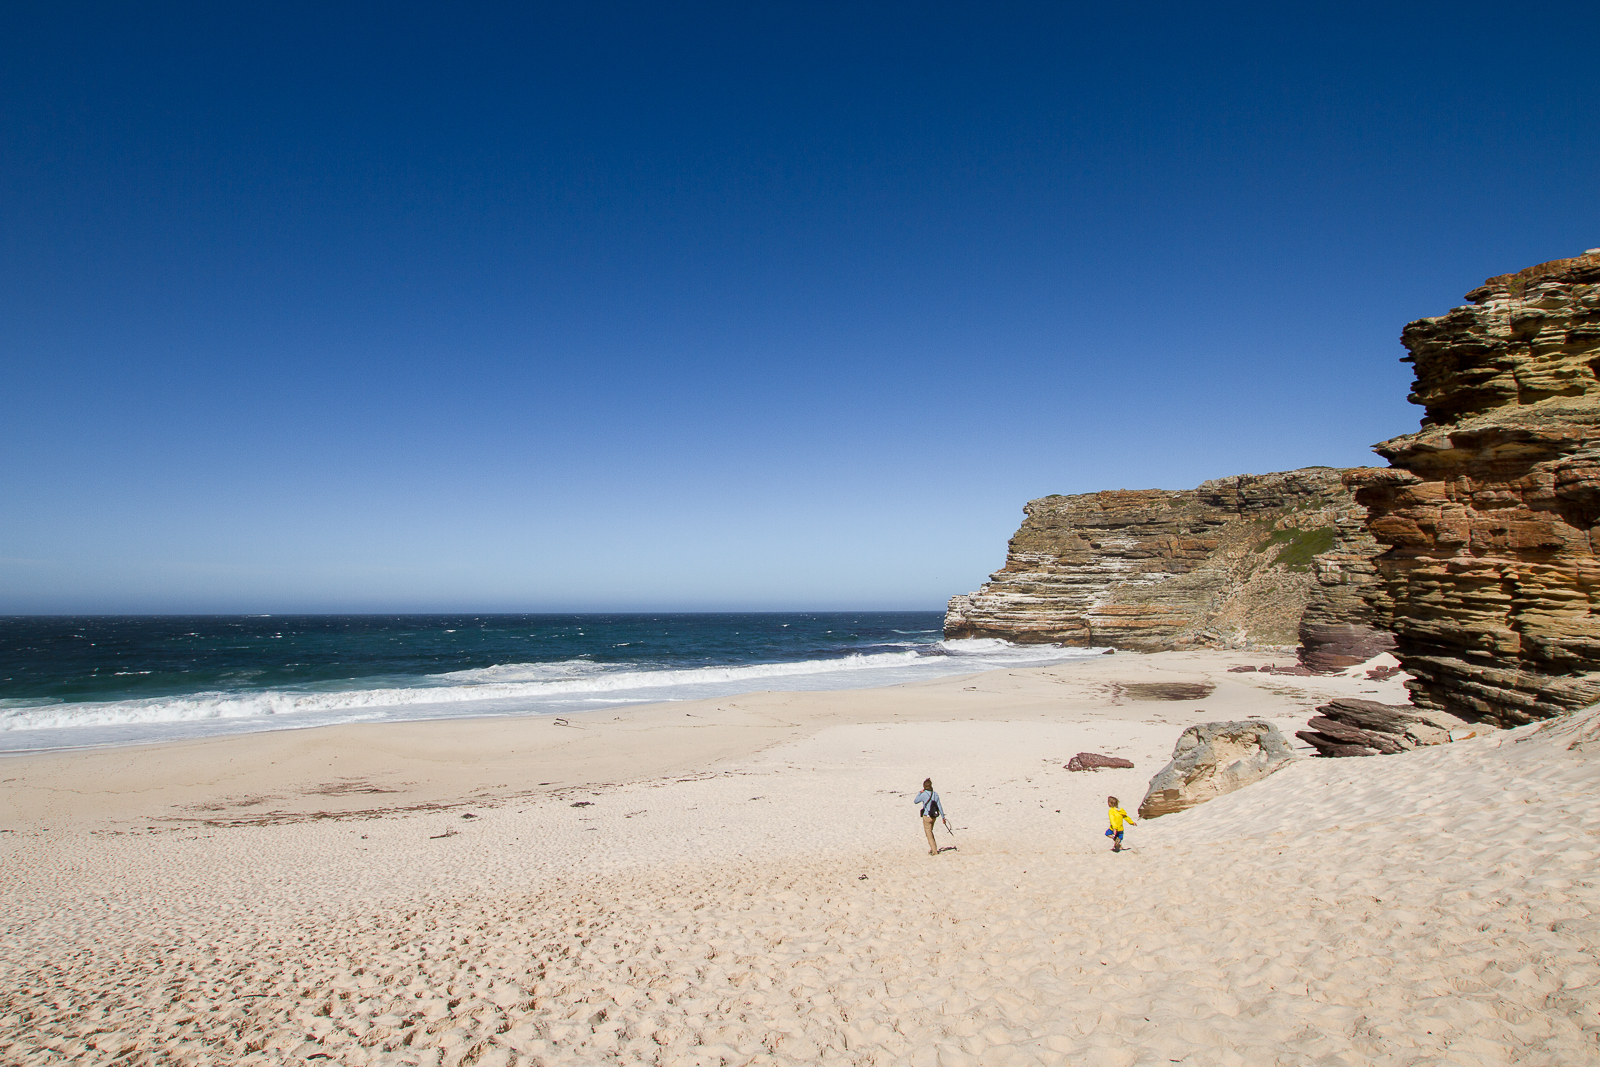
top-left (1065, 752), bottom-right (1135, 771)
top-left (1305, 715), bottom-right (1408, 754)
top-left (1299, 697), bottom-right (1470, 757)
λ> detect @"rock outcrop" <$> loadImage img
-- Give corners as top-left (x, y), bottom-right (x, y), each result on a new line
top-left (1296, 697), bottom-right (1471, 757)
top-left (1137, 720), bottom-right (1295, 819)
top-left (1348, 250), bottom-right (1600, 727)
top-left (945, 468), bottom-right (1394, 658)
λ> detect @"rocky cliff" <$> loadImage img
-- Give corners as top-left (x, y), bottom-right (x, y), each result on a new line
top-left (1347, 249), bottom-right (1600, 727)
top-left (945, 468), bottom-right (1394, 660)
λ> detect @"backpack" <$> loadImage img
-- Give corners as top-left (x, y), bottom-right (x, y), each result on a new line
top-left (925, 796), bottom-right (941, 819)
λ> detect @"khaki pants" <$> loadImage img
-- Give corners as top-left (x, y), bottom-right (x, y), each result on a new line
top-left (922, 815), bottom-right (939, 855)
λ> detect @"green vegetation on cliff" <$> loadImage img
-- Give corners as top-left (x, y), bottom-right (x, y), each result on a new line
top-left (1255, 526), bottom-right (1337, 572)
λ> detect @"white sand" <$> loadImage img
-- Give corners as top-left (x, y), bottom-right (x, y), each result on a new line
top-left (2, 650), bottom-right (1595, 1065)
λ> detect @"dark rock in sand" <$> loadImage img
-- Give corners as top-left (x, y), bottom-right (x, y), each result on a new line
top-left (1297, 697), bottom-right (1470, 757)
top-left (1066, 752), bottom-right (1135, 771)
top-left (1304, 715), bottom-right (1408, 754)
top-left (1296, 733), bottom-right (1379, 757)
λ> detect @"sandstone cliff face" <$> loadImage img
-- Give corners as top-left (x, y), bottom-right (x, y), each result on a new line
top-left (1348, 250), bottom-right (1600, 727)
top-left (945, 468), bottom-right (1393, 658)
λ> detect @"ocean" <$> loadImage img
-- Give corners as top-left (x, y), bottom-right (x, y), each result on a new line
top-left (0, 613), bottom-right (1099, 753)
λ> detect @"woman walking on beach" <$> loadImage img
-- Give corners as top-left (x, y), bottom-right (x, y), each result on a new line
top-left (914, 778), bottom-right (946, 856)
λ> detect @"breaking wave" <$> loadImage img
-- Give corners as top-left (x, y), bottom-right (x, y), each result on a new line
top-left (0, 621), bottom-right (1104, 751)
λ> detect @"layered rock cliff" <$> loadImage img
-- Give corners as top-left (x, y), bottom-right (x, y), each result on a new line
top-left (945, 468), bottom-right (1393, 659)
top-left (1347, 249), bottom-right (1600, 727)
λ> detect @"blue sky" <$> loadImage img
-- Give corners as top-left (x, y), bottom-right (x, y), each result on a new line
top-left (4, 2), bottom-right (1598, 613)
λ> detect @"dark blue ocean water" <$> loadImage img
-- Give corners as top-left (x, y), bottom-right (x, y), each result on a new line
top-left (0, 613), bottom-right (1096, 752)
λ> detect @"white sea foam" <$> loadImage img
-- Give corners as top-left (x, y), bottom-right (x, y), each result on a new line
top-left (0, 651), bottom-right (914, 731)
top-left (937, 637), bottom-right (1065, 658)
top-left (431, 659), bottom-right (623, 683)
top-left (0, 639), bottom-right (1103, 748)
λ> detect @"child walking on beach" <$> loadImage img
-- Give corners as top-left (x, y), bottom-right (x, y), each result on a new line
top-left (914, 778), bottom-right (947, 856)
top-left (1106, 796), bottom-right (1135, 852)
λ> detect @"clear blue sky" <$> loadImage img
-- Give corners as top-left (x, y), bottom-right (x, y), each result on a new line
top-left (4, 2), bottom-right (1598, 613)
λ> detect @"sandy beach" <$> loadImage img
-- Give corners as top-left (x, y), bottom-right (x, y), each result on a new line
top-left (3, 648), bottom-right (1596, 1066)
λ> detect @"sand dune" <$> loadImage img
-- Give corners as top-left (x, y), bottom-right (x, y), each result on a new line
top-left (2, 651), bottom-right (1595, 1065)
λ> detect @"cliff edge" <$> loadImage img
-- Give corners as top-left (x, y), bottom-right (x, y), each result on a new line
top-left (945, 467), bottom-right (1393, 663)
top-left (1347, 249), bottom-right (1600, 727)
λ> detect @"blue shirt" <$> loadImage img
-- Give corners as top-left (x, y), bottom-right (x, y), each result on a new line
top-left (913, 789), bottom-right (946, 818)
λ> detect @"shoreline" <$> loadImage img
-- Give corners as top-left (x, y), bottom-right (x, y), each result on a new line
top-left (0, 648), bottom-right (1395, 833)
top-left (0, 627), bottom-right (1094, 757)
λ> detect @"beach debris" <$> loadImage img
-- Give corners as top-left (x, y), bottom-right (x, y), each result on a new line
top-left (1227, 665), bottom-right (1258, 672)
top-left (1366, 665), bottom-right (1402, 681)
top-left (428, 829), bottom-right (458, 839)
top-left (1065, 752), bottom-right (1135, 771)
top-left (1297, 698), bottom-right (1471, 757)
top-left (460, 812), bottom-right (477, 819)
top-left (571, 801), bottom-right (594, 807)
top-left (858, 874), bottom-right (868, 880)
top-left (1138, 720), bottom-right (1294, 819)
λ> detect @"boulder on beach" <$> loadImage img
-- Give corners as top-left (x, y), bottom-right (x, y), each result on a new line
top-left (1138, 720), bottom-right (1294, 819)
